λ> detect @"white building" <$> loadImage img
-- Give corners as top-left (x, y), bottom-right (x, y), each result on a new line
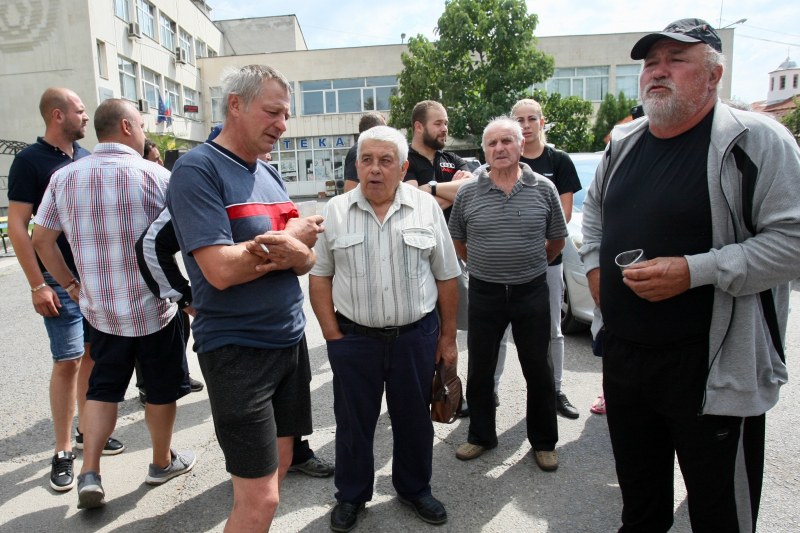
top-left (0, 0), bottom-right (735, 209)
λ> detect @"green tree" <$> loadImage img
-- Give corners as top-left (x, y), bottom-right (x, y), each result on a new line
top-left (532, 90), bottom-right (594, 153)
top-left (388, 35), bottom-right (443, 138)
top-left (390, 0), bottom-right (554, 142)
top-left (590, 92), bottom-right (639, 150)
top-left (146, 132), bottom-right (188, 155)
top-left (780, 97), bottom-right (800, 145)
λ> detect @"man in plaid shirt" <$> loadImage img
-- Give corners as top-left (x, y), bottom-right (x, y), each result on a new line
top-left (33, 98), bottom-right (195, 510)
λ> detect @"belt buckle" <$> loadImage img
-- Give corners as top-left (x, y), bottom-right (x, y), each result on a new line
top-left (380, 327), bottom-right (400, 340)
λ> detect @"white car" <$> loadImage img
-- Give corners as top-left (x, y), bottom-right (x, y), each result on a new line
top-left (561, 152), bottom-right (603, 334)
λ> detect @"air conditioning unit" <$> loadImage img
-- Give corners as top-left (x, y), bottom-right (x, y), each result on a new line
top-left (175, 47), bottom-right (187, 64)
top-left (138, 99), bottom-right (149, 113)
top-left (127, 22), bottom-right (141, 39)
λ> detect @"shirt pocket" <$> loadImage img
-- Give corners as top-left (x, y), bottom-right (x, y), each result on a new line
top-left (401, 227), bottom-right (436, 279)
top-left (332, 233), bottom-right (366, 278)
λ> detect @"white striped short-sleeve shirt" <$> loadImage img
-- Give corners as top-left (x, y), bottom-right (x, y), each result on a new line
top-left (311, 182), bottom-right (461, 328)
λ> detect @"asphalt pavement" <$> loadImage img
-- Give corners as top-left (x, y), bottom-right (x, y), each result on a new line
top-left (1, 249), bottom-right (799, 532)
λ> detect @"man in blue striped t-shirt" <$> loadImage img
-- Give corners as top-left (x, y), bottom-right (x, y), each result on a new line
top-left (448, 116), bottom-right (567, 472)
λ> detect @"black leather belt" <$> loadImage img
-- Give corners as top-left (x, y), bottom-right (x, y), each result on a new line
top-left (336, 312), bottom-right (421, 341)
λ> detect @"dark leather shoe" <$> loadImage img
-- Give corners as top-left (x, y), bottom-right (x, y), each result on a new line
top-left (556, 392), bottom-right (580, 419)
top-left (330, 501), bottom-right (364, 532)
top-left (398, 494), bottom-right (447, 525)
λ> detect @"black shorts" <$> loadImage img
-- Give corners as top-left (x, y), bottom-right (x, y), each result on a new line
top-left (88, 313), bottom-right (190, 404)
top-left (198, 337), bottom-right (313, 478)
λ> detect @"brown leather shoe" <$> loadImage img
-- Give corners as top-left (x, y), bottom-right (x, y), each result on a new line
top-left (456, 442), bottom-right (486, 461)
top-left (533, 450), bottom-right (559, 471)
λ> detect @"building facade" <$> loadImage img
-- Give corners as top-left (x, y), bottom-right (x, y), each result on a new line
top-left (0, 0), bottom-right (735, 208)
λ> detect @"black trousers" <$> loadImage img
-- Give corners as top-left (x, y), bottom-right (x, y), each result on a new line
top-left (603, 331), bottom-right (765, 533)
top-left (466, 274), bottom-right (557, 450)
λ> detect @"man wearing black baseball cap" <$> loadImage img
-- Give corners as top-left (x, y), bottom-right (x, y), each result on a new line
top-left (580, 17), bottom-right (800, 533)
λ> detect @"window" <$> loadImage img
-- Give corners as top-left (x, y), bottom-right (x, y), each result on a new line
top-left (615, 64), bottom-right (641, 100)
top-left (179, 29), bottom-right (194, 65)
top-left (195, 39), bottom-right (207, 59)
top-left (770, 77), bottom-right (775, 91)
top-left (96, 40), bottom-right (108, 79)
top-left (159, 14), bottom-right (175, 51)
top-left (273, 135), bottom-right (354, 183)
top-left (794, 74), bottom-right (799, 89)
top-left (114, 0), bottom-right (129, 21)
top-left (184, 87), bottom-right (199, 119)
top-left (135, 0), bottom-right (155, 39)
top-left (207, 47), bottom-right (217, 58)
top-left (779, 75), bottom-right (786, 90)
top-left (141, 67), bottom-right (161, 109)
top-left (118, 56), bottom-right (137, 101)
top-left (164, 79), bottom-right (180, 115)
top-left (534, 66), bottom-right (609, 102)
top-left (210, 86), bottom-right (224, 123)
top-left (300, 76), bottom-right (397, 115)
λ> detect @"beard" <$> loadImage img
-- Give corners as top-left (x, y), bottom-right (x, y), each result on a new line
top-left (641, 76), bottom-right (710, 129)
top-left (64, 122), bottom-right (86, 141)
top-left (422, 128), bottom-right (445, 150)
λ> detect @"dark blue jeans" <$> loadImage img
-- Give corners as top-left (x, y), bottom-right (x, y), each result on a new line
top-left (466, 274), bottom-right (557, 451)
top-left (327, 312), bottom-right (438, 504)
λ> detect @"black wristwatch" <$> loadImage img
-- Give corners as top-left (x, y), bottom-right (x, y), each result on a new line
top-left (428, 180), bottom-right (438, 197)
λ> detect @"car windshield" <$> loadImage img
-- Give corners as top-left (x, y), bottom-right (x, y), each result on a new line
top-left (569, 153), bottom-right (602, 212)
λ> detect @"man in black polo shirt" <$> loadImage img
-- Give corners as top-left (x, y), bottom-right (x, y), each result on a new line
top-left (343, 111), bottom-right (386, 192)
top-left (7, 88), bottom-right (124, 493)
top-left (404, 100), bottom-right (473, 221)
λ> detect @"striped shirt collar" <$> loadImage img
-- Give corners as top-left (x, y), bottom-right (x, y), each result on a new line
top-left (93, 142), bottom-right (143, 158)
top-left (476, 163), bottom-right (538, 194)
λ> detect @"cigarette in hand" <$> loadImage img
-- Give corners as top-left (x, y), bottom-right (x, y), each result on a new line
top-left (259, 243), bottom-right (270, 254)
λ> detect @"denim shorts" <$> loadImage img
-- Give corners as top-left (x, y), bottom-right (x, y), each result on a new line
top-left (42, 272), bottom-right (86, 361)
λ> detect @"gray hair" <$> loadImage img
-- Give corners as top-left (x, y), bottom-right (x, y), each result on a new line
top-left (481, 116), bottom-right (524, 152)
top-left (703, 46), bottom-right (726, 91)
top-left (357, 126), bottom-right (409, 166)
top-left (220, 64), bottom-right (291, 121)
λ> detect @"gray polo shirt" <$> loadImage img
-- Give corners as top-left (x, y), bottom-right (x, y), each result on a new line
top-left (449, 164), bottom-right (567, 285)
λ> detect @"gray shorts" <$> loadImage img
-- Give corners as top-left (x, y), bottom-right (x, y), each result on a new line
top-left (198, 337), bottom-right (312, 478)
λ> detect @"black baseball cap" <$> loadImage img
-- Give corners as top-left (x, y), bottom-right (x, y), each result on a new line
top-left (631, 18), bottom-right (722, 60)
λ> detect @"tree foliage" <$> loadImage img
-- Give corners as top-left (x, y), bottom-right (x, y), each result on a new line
top-left (531, 90), bottom-right (594, 153)
top-left (780, 97), bottom-right (800, 145)
top-left (591, 92), bottom-right (639, 151)
top-left (390, 0), bottom-right (554, 141)
top-left (146, 132), bottom-right (188, 154)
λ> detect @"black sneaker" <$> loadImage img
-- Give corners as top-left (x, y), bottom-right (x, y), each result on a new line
top-left (75, 430), bottom-right (126, 455)
top-left (50, 451), bottom-right (76, 492)
top-left (556, 392), bottom-right (580, 419)
top-left (189, 375), bottom-right (204, 392)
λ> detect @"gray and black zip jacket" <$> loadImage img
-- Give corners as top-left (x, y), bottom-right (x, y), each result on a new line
top-left (580, 102), bottom-right (800, 416)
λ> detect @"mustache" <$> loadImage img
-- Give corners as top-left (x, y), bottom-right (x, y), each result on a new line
top-left (644, 79), bottom-right (675, 94)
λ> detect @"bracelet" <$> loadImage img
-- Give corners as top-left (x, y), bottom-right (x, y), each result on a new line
top-left (64, 279), bottom-right (80, 294)
top-left (31, 283), bottom-right (47, 293)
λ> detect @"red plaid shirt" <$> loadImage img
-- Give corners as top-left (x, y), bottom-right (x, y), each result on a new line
top-left (36, 143), bottom-right (177, 336)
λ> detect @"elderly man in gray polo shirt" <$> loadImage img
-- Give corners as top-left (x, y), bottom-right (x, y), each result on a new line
top-left (309, 125), bottom-right (461, 532)
top-left (449, 116), bottom-right (568, 471)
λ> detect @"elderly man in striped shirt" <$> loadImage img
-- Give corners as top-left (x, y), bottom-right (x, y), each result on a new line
top-left (33, 99), bottom-right (195, 510)
top-left (310, 125), bottom-right (461, 532)
top-left (448, 116), bottom-right (568, 472)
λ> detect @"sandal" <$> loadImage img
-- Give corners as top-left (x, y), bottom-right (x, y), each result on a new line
top-left (590, 395), bottom-right (606, 415)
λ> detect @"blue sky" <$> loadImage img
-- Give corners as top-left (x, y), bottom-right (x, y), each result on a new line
top-left (207, 0), bottom-right (800, 104)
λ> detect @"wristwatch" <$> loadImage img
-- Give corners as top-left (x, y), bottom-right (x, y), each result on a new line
top-left (428, 180), bottom-right (438, 197)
